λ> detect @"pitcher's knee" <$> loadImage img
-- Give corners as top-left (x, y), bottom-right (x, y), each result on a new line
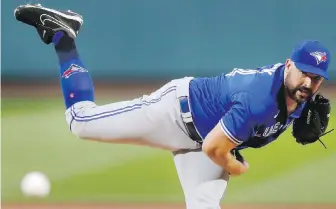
top-left (68, 119), bottom-right (88, 139)
top-left (65, 101), bottom-right (97, 139)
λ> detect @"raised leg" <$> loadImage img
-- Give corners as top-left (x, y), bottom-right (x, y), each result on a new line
top-left (14, 4), bottom-right (200, 151)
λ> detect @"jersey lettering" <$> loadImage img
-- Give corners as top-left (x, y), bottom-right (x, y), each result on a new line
top-left (262, 122), bottom-right (283, 137)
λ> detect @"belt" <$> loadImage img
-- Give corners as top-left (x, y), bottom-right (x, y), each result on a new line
top-left (178, 96), bottom-right (203, 143)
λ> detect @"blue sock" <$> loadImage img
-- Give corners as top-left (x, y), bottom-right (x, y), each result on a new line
top-left (52, 31), bottom-right (94, 109)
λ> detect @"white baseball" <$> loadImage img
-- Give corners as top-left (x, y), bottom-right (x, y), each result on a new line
top-left (20, 171), bottom-right (51, 198)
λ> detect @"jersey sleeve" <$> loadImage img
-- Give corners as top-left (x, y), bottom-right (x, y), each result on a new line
top-left (219, 92), bottom-right (261, 145)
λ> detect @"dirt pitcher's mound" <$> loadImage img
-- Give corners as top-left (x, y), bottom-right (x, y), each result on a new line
top-left (2, 203), bottom-right (336, 209)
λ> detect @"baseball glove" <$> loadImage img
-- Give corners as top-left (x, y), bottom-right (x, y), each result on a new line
top-left (292, 93), bottom-right (334, 148)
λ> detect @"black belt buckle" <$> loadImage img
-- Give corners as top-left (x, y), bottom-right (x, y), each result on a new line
top-left (179, 97), bottom-right (203, 143)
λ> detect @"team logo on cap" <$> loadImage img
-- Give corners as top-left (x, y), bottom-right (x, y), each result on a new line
top-left (310, 51), bottom-right (327, 65)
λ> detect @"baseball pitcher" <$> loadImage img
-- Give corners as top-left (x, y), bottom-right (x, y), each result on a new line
top-left (15, 4), bottom-right (333, 209)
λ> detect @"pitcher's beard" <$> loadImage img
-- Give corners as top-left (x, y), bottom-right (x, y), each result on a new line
top-left (286, 86), bottom-right (313, 105)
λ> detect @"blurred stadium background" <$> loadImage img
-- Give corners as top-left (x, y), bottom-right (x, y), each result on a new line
top-left (2, 0), bottom-right (336, 208)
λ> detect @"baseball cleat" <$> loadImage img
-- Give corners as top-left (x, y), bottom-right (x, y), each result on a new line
top-left (14, 4), bottom-right (84, 44)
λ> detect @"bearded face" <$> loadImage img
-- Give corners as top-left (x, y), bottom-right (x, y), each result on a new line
top-left (284, 61), bottom-right (323, 104)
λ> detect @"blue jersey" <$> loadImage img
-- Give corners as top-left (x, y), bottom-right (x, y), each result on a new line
top-left (188, 63), bottom-right (306, 150)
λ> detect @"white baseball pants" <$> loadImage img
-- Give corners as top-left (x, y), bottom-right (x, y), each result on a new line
top-left (65, 77), bottom-right (230, 208)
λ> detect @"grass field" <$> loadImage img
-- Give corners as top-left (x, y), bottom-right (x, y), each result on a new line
top-left (2, 96), bottom-right (336, 206)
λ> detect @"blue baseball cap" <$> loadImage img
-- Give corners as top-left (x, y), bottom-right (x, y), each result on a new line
top-left (291, 40), bottom-right (330, 80)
